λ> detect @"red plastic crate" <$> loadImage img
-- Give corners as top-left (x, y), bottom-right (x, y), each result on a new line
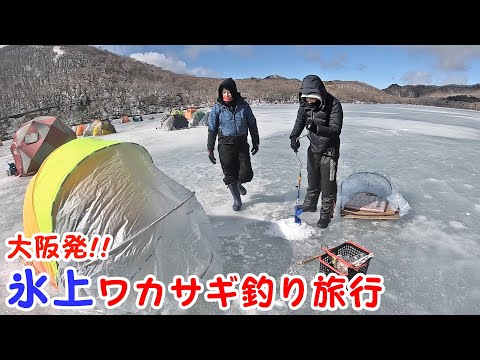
top-left (318, 240), bottom-right (373, 280)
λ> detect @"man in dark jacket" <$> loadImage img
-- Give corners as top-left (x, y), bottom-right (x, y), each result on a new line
top-left (207, 78), bottom-right (260, 211)
top-left (289, 75), bottom-right (343, 228)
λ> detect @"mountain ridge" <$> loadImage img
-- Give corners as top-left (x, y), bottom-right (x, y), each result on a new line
top-left (1, 45), bottom-right (479, 139)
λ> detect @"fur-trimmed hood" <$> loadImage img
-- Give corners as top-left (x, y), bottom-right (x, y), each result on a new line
top-left (298, 74), bottom-right (327, 104)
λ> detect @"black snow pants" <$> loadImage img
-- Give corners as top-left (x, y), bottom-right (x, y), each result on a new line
top-left (218, 141), bottom-right (253, 186)
top-left (302, 146), bottom-right (339, 219)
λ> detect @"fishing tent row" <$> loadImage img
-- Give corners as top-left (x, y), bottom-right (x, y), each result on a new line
top-left (9, 117), bottom-right (116, 176)
top-left (117, 108), bottom-right (211, 131)
top-left (72, 119), bottom-right (117, 137)
top-left (9, 109), bottom-right (213, 177)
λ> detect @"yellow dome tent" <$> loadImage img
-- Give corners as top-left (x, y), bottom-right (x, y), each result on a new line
top-left (22, 137), bottom-right (220, 314)
top-left (93, 120), bottom-right (116, 136)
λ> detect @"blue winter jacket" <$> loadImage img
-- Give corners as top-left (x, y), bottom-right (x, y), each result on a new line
top-left (207, 78), bottom-right (259, 151)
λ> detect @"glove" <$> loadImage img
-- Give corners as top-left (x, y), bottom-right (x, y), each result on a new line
top-left (306, 121), bottom-right (317, 133)
top-left (208, 150), bottom-right (216, 165)
top-left (251, 143), bottom-right (259, 155)
top-left (290, 136), bottom-right (300, 152)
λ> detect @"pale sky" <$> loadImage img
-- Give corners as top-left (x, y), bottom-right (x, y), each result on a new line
top-left (2, 45), bottom-right (479, 89)
top-left (94, 45), bottom-right (480, 89)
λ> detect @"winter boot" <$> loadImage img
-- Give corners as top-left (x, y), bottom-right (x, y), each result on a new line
top-left (228, 181), bottom-right (242, 211)
top-left (318, 195), bottom-right (336, 228)
top-left (317, 211), bottom-right (334, 229)
top-left (317, 217), bottom-right (331, 229)
top-left (239, 183), bottom-right (247, 196)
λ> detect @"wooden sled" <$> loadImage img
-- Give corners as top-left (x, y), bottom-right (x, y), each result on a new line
top-left (341, 192), bottom-right (400, 220)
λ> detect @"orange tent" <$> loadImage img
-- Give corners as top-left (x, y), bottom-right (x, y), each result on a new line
top-left (183, 108), bottom-right (197, 120)
top-left (75, 124), bottom-right (86, 136)
top-left (121, 115), bottom-right (130, 123)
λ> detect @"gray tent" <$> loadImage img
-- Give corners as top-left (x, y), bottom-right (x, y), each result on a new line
top-left (189, 111), bottom-right (206, 128)
top-left (161, 114), bottom-right (189, 131)
top-left (83, 122), bottom-right (96, 137)
top-left (199, 111), bottom-right (210, 126)
top-left (156, 114), bottom-right (170, 126)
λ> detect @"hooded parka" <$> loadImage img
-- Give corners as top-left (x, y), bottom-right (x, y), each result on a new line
top-left (208, 78), bottom-right (260, 186)
top-left (289, 75), bottom-right (344, 222)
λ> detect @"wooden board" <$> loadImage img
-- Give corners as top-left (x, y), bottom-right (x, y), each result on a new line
top-left (341, 213), bottom-right (400, 220)
top-left (344, 192), bottom-right (387, 213)
top-left (341, 202), bottom-right (400, 219)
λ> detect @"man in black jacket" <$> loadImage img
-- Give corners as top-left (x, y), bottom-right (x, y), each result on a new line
top-left (289, 75), bottom-right (343, 228)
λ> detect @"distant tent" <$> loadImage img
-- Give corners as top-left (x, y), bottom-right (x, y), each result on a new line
top-left (161, 114), bottom-right (189, 131)
top-left (75, 124), bottom-right (86, 136)
top-left (22, 137), bottom-right (220, 314)
top-left (132, 115), bottom-right (143, 122)
top-left (184, 108), bottom-right (197, 120)
top-left (193, 110), bottom-right (205, 120)
top-left (93, 120), bottom-right (117, 136)
top-left (170, 109), bottom-right (183, 116)
top-left (189, 110), bottom-right (205, 127)
top-left (199, 111), bottom-right (210, 126)
top-left (10, 116), bottom-right (77, 177)
top-left (83, 121), bottom-right (97, 137)
top-left (156, 114), bottom-right (170, 129)
top-left (121, 115), bottom-right (130, 123)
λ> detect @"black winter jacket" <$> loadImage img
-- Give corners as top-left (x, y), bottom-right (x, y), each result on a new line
top-left (290, 75), bottom-right (343, 154)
